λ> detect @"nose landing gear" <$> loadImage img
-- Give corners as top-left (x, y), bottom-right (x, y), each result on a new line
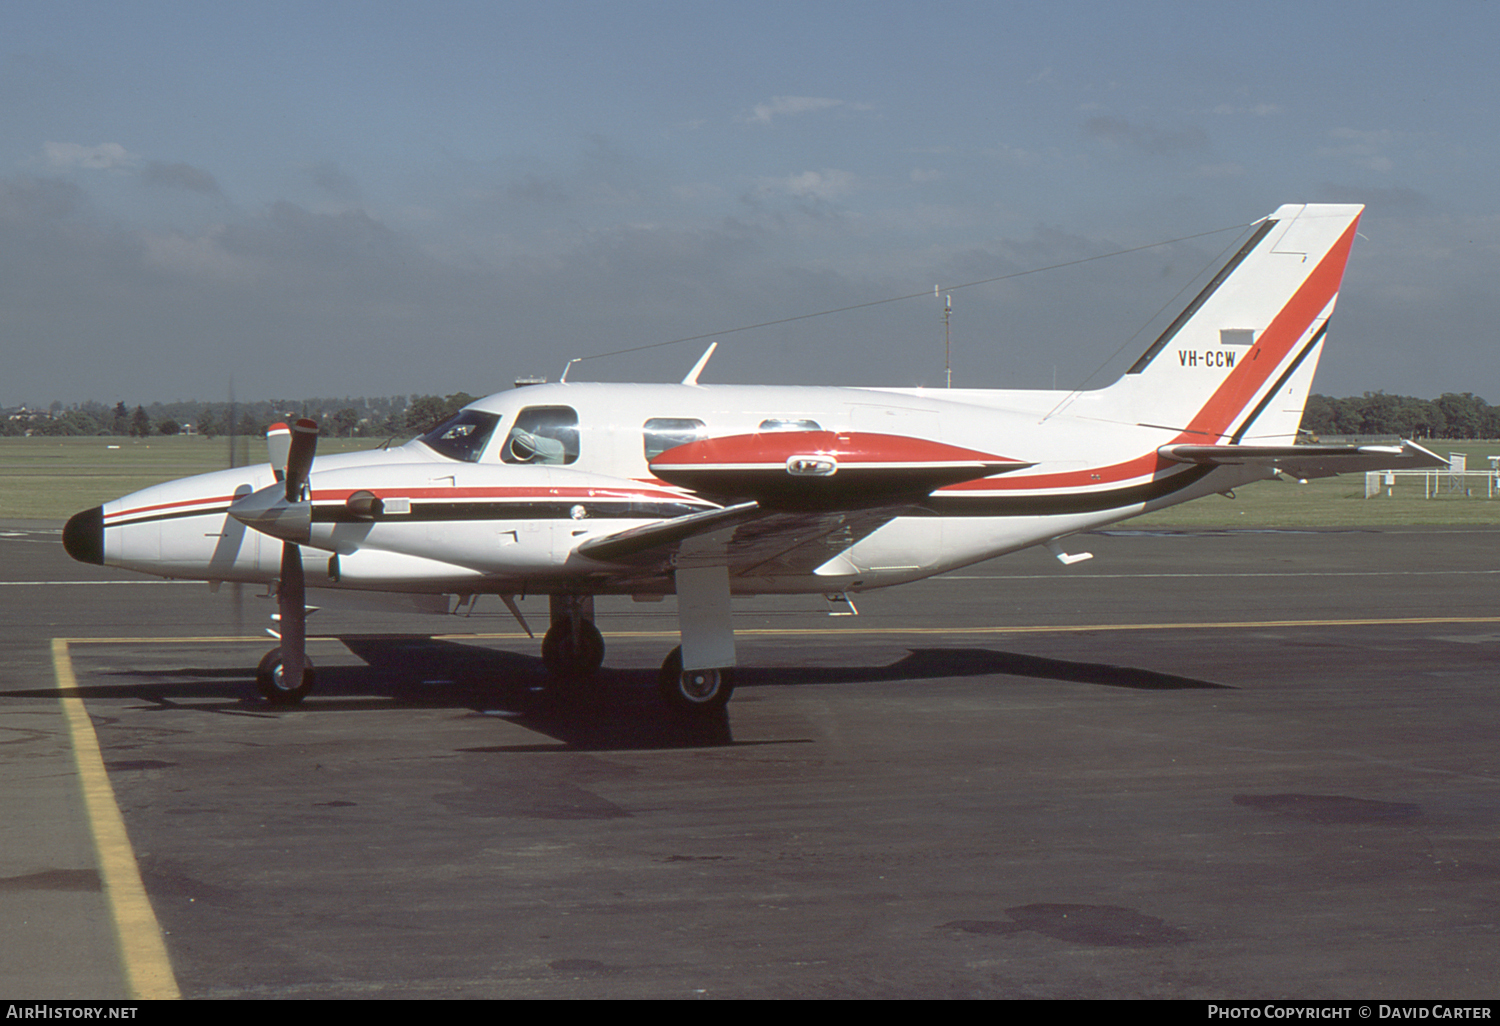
top-left (256, 647), bottom-right (316, 705)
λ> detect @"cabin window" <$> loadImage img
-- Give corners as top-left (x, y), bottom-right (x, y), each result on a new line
top-left (643, 418), bottom-right (706, 460)
top-left (417, 409), bottom-right (500, 463)
top-left (759, 418), bottom-right (822, 432)
top-left (502, 405), bottom-right (580, 465)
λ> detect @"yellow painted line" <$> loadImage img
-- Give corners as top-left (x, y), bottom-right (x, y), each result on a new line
top-left (51, 638), bottom-right (181, 1001)
top-left (62, 635), bottom-right (286, 645)
top-left (598, 615), bottom-right (1500, 639)
top-left (728, 615), bottom-right (1500, 637)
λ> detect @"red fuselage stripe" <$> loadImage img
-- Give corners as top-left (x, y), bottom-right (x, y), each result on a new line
top-left (106, 494), bottom-right (240, 523)
top-left (106, 486), bottom-right (705, 524)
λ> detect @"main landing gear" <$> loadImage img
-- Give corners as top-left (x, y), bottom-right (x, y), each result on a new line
top-left (657, 646), bottom-right (734, 710)
top-left (541, 594), bottom-right (605, 678)
top-left (544, 576), bottom-right (737, 714)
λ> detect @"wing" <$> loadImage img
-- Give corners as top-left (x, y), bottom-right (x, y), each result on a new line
top-left (1158, 439), bottom-right (1447, 479)
top-left (577, 500), bottom-right (915, 580)
top-left (575, 430), bottom-right (1023, 581)
top-left (575, 501), bottom-right (764, 563)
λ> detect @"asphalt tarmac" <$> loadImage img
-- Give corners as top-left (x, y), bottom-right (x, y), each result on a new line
top-left (3, 519), bottom-right (1499, 999)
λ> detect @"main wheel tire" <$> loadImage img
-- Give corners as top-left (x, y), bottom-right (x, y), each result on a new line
top-left (657, 646), bottom-right (734, 711)
top-left (256, 647), bottom-right (315, 705)
top-left (541, 617), bottom-right (606, 678)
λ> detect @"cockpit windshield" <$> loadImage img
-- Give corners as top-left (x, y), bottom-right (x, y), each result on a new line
top-left (417, 409), bottom-right (501, 463)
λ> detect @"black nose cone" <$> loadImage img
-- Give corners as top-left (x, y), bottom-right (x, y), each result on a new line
top-left (63, 506), bottom-right (104, 565)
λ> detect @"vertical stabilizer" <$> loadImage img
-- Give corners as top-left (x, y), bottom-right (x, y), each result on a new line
top-left (1102, 203), bottom-right (1363, 446)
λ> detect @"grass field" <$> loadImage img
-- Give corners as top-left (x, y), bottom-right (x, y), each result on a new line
top-left (3, 435), bottom-right (1498, 527)
top-left (0, 435), bottom-right (385, 520)
top-left (1132, 441), bottom-right (1500, 527)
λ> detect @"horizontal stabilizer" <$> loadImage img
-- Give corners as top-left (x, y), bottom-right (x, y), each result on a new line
top-left (1158, 440), bottom-right (1447, 479)
top-left (650, 431), bottom-right (1030, 510)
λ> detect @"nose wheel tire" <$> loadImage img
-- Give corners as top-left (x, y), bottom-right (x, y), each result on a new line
top-left (657, 646), bottom-right (733, 711)
top-left (256, 647), bottom-right (316, 705)
top-left (542, 618), bottom-right (606, 678)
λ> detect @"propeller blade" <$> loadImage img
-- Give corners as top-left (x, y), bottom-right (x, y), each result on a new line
top-left (266, 422), bottom-right (291, 483)
top-left (284, 418), bottom-right (319, 503)
top-left (279, 540), bottom-right (306, 687)
top-left (276, 420), bottom-right (316, 689)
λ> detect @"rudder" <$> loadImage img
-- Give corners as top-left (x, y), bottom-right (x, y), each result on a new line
top-left (1102, 203), bottom-right (1363, 446)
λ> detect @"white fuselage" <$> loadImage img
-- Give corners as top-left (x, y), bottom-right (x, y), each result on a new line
top-left (94, 380), bottom-right (1264, 598)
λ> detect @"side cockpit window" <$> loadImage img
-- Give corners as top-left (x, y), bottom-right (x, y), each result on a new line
top-left (643, 418), bottom-right (706, 460)
top-left (502, 405), bottom-right (580, 465)
top-left (759, 418), bottom-right (822, 432)
top-left (417, 410), bottom-right (500, 463)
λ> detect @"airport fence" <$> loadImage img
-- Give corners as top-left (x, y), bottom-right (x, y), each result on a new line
top-left (1364, 451), bottom-right (1500, 500)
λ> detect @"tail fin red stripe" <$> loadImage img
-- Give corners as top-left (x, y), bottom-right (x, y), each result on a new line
top-left (1179, 215), bottom-right (1360, 442)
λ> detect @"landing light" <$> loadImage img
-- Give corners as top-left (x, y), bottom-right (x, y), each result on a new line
top-left (787, 455), bottom-right (838, 476)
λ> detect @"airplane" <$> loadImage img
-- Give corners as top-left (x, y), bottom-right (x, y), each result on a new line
top-left (62, 203), bottom-right (1444, 713)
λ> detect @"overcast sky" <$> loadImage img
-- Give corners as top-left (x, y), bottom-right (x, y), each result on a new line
top-left (3, 0), bottom-right (1497, 407)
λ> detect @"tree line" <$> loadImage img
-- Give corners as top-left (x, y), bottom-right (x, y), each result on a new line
top-left (9, 389), bottom-right (1499, 441)
top-left (3, 394), bottom-right (478, 439)
top-left (1300, 392), bottom-right (1500, 439)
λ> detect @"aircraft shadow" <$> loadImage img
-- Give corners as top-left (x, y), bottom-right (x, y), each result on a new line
top-left (730, 646), bottom-right (1232, 692)
top-left (38, 638), bottom-right (739, 750)
top-left (16, 637), bottom-right (1226, 753)
top-left (339, 636), bottom-right (739, 750)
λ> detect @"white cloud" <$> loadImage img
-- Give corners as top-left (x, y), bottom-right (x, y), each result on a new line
top-left (747, 96), bottom-right (845, 125)
top-left (43, 141), bottom-right (141, 172)
top-left (139, 229), bottom-right (254, 281)
top-left (1208, 103), bottom-right (1282, 117)
top-left (986, 144), bottom-right (1046, 168)
top-left (754, 168), bottom-right (858, 201)
top-left (1084, 116), bottom-right (1209, 156)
